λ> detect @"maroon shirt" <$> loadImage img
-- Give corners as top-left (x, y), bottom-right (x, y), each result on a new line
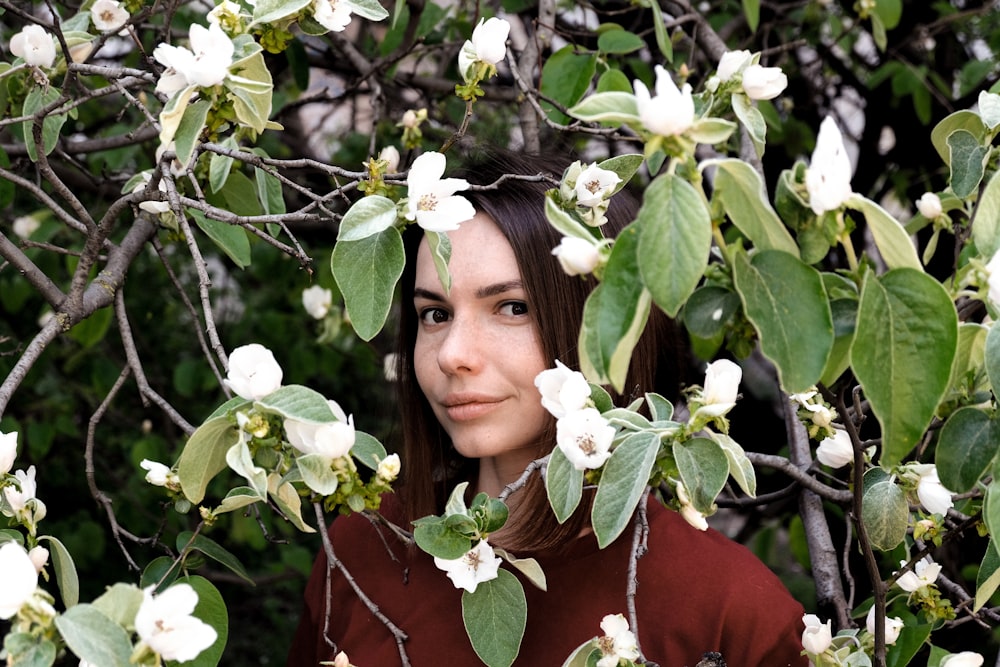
top-left (287, 497), bottom-right (807, 666)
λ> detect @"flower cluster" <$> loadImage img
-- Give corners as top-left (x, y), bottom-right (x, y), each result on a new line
top-left (2, 431), bottom-right (46, 537)
top-left (536, 361), bottom-right (614, 470)
top-left (708, 49), bottom-right (788, 101)
top-left (456, 17), bottom-right (510, 98)
top-left (153, 23), bottom-right (235, 97)
top-left (595, 614), bottom-right (639, 667)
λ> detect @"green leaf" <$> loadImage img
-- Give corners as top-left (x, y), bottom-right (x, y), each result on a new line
top-left (732, 250), bottom-right (834, 393)
top-left (494, 548), bottom-right (547, 591)
top-left (975, 538), bottom-right (1000, 611)
top-left (930, 110), bottom-right (986, 165)
top-left (331, 226), bottom-right (405, 341)
top-left (846, 195), bottom-right (922, 270)
top-left (251, 0), bottom-right (311, 25)
top-left (540, 46), bottom-right (597, 124)
top-left (22, 86), bottom-right (67, 162)
top-left (712, 432), bottom-right (756, 497)
top-left (860, 467), bottom-right (909, 551)
top-left (54, 605), bottom-right (132, 667)
top-left (3, 633), bottom-right (56, 667)
top-left (206, 396), bottom-right (251, 420)
top-left (731, 94), bottom-right (766, 157)
top-left (596, 68), bottom-right (632, 93)
top-left (645, 393), bottom-right (674, 422)
top-left (687, 117), bottom-right (738, 145)
top-left (972, 167), bottom-right (1000, 259)
top-left (544, 195), bottom-right (592, 241)
top-left (681, 286), bottom-right (740, 339)
top-left (597, 154), bottom-right (643, 194)
top-left (561, 641), bottom-right (600, 667)
top-left (674, 436), bottom-right (730, 513)
top-left (178, 416), bottom-right (241, 504)
top-left (742, 0), bottom-right (760, 31)
top-left (545, 445), bottom-right (584, 523)
top-left (637, 173), bottom-right (712, 317)
top-left (206, 170), bottom-right (263, 217)
top-left (253, 166), bottom-right (285, 217)
top-left (412, 516), bottom-right (472, 559)
top-left (592, 432), bottom-right (659, 548)
top-left (567, 91), bottom-right (639, 125)
top-left (255, 384), bottom-right (337, 422)
top-left (209, 137), bottom-right (238, 194)
top-left (174, 99), bottom-right (211, 170)
top-left (578, 224), bottom-right (652, 391)
top-left (177, 576), bottom-right (229, 667)
top-left (189, 208), bottom-right (252, 269)
top-left (214, 486), bottom-right (263, 514)
top-left (177, 531), bottom-right (255, 585)
top-left (297, 453), bottom-right (340, 495)
top-left (885, 622), bottom-right (932, 667)
top-left (710, 159), bottom-right (798, 254)
top-left (346, 0), bottom-right (390, 21)
top-left (851, 269), bottom-right (958, 465)
top-left (337, 196), bottom-right (399, 241)
top-left (947, 129), bottom-right (989, 199)
top-left (644, 0), bottom-right (673, 61)
top-left (874, 0), bottom-right (902, 29)
top-left (424, 230), bottom-right (453, 294)
top-left (597, 29), bottom-right (644, 54)
top-left (226, 440), bottom-right (268, 497)
top-left (68, 305), bottom-right (112, 349)
top-left (268, 473), bottom-right (315, 533)
top-left (91, 584), bottom-right (143, 627)
top-left (935, 407), bottom-right (999, 493)
top-left (37, 535), bottom-right (78, 607)
top-left (351, 431), bottom-right (388, 470)
top-left (462, 569), bottom-right (526, 667)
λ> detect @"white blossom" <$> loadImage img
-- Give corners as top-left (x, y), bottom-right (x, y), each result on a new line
top-left (941, 652), bottom-right (985, 667)
top-left (574, 163), bottom-right (621, 208)
top-left (433, 539), bottom-right (502, 593)
top-left (697, 359), bottom-right (742, 417)
top-left (535, 360), bottom-right (592, 418)
top-left (379, 145), bottom-right (400, 173)
top-left (224, 343), bottom-right (283, 401)
top-left (383, 352), bottom-right (399, 382)
top-left (27, 545), bottom-right (49, 573)
top-left (12, 216), bottom-right (40, 240)
top-left (284, 406), bottom-right (355, 459)
top-left (916, 191), bottom-right (943, 219)
top-left (556, 408), bottom-right (615, 471)
top-left (302, 284), bottom-right (333, 320)
top-left (140, 459), bottom-right (178, 488)
top-left (741, 64), bottom-right (788, 100)
top-left (633, 65), bottom-right (695, 137)
top-left (865, 606), bottom-right (904, 645)
top-left (0, 542), bottom-right (38, 619)
top-left (4, 465), bottom-right (47, 525)
top-left (135, 583), bottom-right (218, 662)
top-left (91, 0), bottom-right (129, 33)
top-left (10, 25), bottom-right (56, 69)
top-left (133, 172), bottom-right (171, 214)
top-left (912, 463), bottom-right (953, 515)
top-left (596, 614), bottom-right (640, 667)
top-left (377, 453), bottom-right (400, 482)
top-left (153, 23), bottom-right (234, 94)
top-left (404, 152), bottom-right (476, 233)
top-left (717, 50), bottom-right (751, 81)
top-left (805, 116), bottom-right (853, 215)
top-left (895, 556), bottom-right (941, 593)
top-left (458, 17), bottom-right (510, 81)
top-left (313, 0), bottom-right (354, 32)
top-left (816, 429), bottom-right (854, 468)
top-left (0, 429), bottom-right (16, 475)
top-left (208, 0), bottom-right (244, 27)
top-left (986, 249), bottom-right (1000, 308)
top-left (551, 236), bottom-right (601, 277)
top-left (675, 482), bottom-right (708, 531)
top-left (801, 613), bottom-right (833, 654)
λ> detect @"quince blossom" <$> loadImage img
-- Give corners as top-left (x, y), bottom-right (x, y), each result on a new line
top-left (27, 545), bottom-right (49, 573)
top-left (574, 163), bottom-right (621, 208)
top-left (816, 429), bottom-right (854, 468)
top-left (224, 343), bottom-right (283, 401)
top-left (717, 50), bottom-right (752, 81)
top-left (741, 64), bottom-right (787, 100)
top-left (596, 614), bottom-right (640, 667)
top-left (284, 405), bottom-right (355, 459)
top-left (12, 216), bottom-right (40, 240)
top-left (911, 463), bottom-right (953, 515)
top-left (697, 359), bottom-right (742, 417)
top-left (895, 556), bottom-right (941, 593)
top-left (135, 583), bottom-right (218, 662)
top-left (552, 236), bottom-right (601, 277)
top-left (535, 360), bottom-right (592, 419)
top-left (379, 145), bottom-right (401, 173)
top-left (557, 408), bottom-right (615, 471)
top-left (865, 606), bottom-right (904, 645)
top-left (633, 65), bottom-right (695, 137)
top-left (152, 23), bottom-right (234, 96)
top-left (404, 152), bottom-right (476, 232)
top-left (801, 613), bottom-right (833, 654)
top-left (941, 652), bottom-right (985, 667)
top-left (91, 0), bottom-right (129, 33)
top-left (132, 171), bottom-right (171, 215)
top-left (986, 249), bottom-right (1000, 308)
top-left (433, 539), bottom-right (502, 593)
top-left (675, 481), bottom-right (708, 531)
top-left (302, 284), bottom-right (333, 320)
top-left (917, 192), bottom-right (943, 219)
top-left (313, 0), bottom-right (354, 32)
top-left (0, 542), bottom-right (38, 619)
top-left (4, 465), bottom-right (47, 527)
top-left (805, 116), bottom-right (853, 215)
top-left (10, 25), bottom-right (56, 69)
top-left (458, 17), bottom-right (510, 83)
top-left (140, 459), bottom-right (179, 488)
top-left (377, 453), bottom-right (401, 482)
top-left (0, 429), bottom-right (16, 474)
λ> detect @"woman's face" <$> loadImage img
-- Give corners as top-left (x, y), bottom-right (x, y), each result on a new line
top-left (413, 212), bottom-right (551, 486)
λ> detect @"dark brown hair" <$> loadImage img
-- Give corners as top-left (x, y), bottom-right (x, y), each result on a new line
top-left (395, 147), bottom-right (682, 553)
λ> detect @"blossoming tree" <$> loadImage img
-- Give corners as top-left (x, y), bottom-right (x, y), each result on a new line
top-left (1, 1), bottom-right (999, 666)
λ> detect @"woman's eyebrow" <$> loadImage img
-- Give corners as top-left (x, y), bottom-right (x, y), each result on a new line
top-left (413, 280), bottom-right (524, 302)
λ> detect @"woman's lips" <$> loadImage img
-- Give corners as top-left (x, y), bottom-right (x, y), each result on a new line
top-left (442, 395), bottom-right (504, 421)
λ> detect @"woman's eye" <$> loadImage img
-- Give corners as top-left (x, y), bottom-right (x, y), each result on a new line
top-left (499, 301), bottom-right (529, 317)
top-left (419, 307), bottom-right (450, 325)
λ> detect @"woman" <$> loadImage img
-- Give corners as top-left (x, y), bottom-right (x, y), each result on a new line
top-left (287, 149), bottom-right (807, 666)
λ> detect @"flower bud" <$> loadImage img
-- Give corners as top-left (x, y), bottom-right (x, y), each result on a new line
top-left (916, 192), bottom-right (943, 219)
top-left (801, 614), bottom-right (832, 654)
top-left (377, 453), bottom-right (401, 482)
top-left (551, 237), bottom-right (601, 276)
top-left (816, 429), bottom-right (853, 468)
top-left (866, 606), bottom-right (904, 645)
top-left (379, 145), bottom-right (400, 174)
top-left (27, 546), bottom-right (49, 573)
top-left (741, 64), bottom-right (788, 100)
top-left (717, 50), bottom-right (751, 81)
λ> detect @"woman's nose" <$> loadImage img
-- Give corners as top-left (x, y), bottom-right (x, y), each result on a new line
top-left (436, 315), bottom-right (481, 375)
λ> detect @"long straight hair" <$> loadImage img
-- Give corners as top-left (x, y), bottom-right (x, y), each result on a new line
top-left (394, 148), bottom-right (683, 553)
